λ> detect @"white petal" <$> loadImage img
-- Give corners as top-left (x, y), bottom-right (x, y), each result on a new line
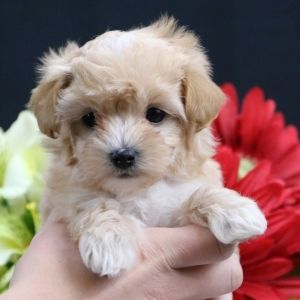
top-left (0, 128), bottom-right (4, 147)
top-left (0, 249), bottom-right (15, 265)
top-left (0, 154), bottom-right (31, 201)
top-left (5, 111), bottom-right (41, 155)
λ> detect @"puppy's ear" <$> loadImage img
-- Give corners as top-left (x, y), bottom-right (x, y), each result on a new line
top-left (29, 42), bottom-right (79, 138)
top-left (146, 16), bottom-right (226, 131)
top-left (181, 69), bottom-right (226, 132)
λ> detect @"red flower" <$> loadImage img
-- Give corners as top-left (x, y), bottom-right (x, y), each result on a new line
top-left (213, 84), bottom-right (300, 300)
top-left (214, 84), bottom-right (300, 202)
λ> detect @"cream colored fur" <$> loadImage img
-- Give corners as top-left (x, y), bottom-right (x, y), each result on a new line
top-left (29, 17), bottom-right (267, 276)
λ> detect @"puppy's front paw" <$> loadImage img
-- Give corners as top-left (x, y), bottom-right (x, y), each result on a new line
top-left (207, 197), bottom-right (267, 244)
top-left (79, 231), bottom-right (137, 276)
top-left (185, 188), bottom-right (267, 244)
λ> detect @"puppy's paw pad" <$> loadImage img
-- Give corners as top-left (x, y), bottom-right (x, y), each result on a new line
top-left (208, 198), bottom-right (267, 244)
top-left (79, 232), bottom-right (136, 276)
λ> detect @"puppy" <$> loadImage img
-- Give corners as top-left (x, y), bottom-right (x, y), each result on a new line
top-left (29, 17), bottom-right (267, 276)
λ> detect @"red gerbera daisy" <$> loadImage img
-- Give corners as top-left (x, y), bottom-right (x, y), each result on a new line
top-left (213, 84), bottom-right (300, 300)
top-left (214, 84), bottom-right (300, 202)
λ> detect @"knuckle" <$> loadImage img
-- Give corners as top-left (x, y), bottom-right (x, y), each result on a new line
top-left (229, 257), bottom-right (243, 291)
top-left (215, 238), bottom-right (234, 261)
top-left (141, 232), bottom-right (177, 271)
top-left (144, 286), bottom-right (172, 300)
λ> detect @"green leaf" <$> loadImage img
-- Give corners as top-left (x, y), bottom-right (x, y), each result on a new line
top-left (0, 265), bottom-right (7, 277)
top-left (0, 210), bottom-right (32, 265)
top-left (26, 201), bottom-right (41, 233)
top-left (0, 266), bottom-right (14, 293)
top-left (21, 202), bottom-right (41, 235)
top-left (21, 207), bottom-right (35, 236)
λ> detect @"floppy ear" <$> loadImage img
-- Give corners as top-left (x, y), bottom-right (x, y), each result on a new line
top-left (182, 68), bottom-right (226, 132)
top-left (28, 42), bottom-right (79, 138)
top-left (29, 76), bottom-right (72, 138)
top-left (146, 16), bottom-right (226, 131)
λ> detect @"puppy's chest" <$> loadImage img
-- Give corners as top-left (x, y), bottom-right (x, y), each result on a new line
top-left (117, 180), bottom-right (201, 227)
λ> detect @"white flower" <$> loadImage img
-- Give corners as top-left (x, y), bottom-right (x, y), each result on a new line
top-left (0, 111), bottom-right (47, 207)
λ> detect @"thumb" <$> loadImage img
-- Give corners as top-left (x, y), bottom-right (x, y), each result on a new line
top-left (142, 225), bottom-right (236, 269)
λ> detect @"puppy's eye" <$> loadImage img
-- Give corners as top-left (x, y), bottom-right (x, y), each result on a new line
top-left (146, 107), bottom-right (166, 123)
top-left (82, 112), bottom-right (96, 128)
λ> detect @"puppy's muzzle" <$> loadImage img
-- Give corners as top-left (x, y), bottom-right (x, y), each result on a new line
top-left (110, 148), bottom-right (137, 170)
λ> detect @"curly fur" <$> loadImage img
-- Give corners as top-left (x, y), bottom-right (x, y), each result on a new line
top-left (29, 17), bottom-right (267, 276)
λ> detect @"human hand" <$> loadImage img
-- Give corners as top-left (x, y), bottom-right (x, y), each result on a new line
top-left (1, 222), bottom-right (242, 300)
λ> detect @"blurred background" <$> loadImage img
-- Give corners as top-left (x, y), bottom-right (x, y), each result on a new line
top-left (0, 0), bottom-right (299, 129)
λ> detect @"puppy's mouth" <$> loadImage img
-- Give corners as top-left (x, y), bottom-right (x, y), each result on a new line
top-left (118, 173), bottom-right (135, 179)
top-left (114, 169), bottom-right (139, 179)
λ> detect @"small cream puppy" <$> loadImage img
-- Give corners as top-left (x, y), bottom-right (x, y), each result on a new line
top-left (29, 17), bottom-right (267, 276)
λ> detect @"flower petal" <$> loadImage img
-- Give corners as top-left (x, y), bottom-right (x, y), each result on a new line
top-left (0, 210), bottom-right (32, 264)
top-left (244, 258), bottom-right (294, 282)
top-left (215, 83), bottom-right (239, 146)
top-left (4, 111), bottom-right (41, 156)
top-left (237, 282), bottom-right (283, 300)
top-left (257, 114), bottom-right (299, 161)
top-left (0, 154), bottom-right (32, 201)
top-left (235, 160), bottom-right (271, 196)
top-left (240, 236), bottom-right (274, 266)
top-left (0, 266), bottom-right (14, 292)
top-left (267, 215), bottom-right (300, 256)
top-left (215, 145), bottom-right (239, 188)
top-left (273, 278), bottom-right (300, 297)
top-left (240, 88), bottom-right (276, 154)
top-left (250, 180), bottom-right (286, 215)
top-left (272, 145), bottom-right (300, 184)
top-left (266, 208), bottom-right (300, 238)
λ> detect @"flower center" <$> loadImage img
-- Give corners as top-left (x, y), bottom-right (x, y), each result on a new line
top-left (238, 157), bottom-right (256, 180)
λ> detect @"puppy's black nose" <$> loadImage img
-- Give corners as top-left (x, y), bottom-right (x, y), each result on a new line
top-left (110, 148), bottom-right (137, 170)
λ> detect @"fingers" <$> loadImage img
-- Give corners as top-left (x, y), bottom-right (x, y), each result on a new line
top-left (11, 221), bottom-right (99, 292)
top-left (213, 293), bottom-right (233, 300)
top-left (143, 225), bottom-right (236, 268)
top-left (11, 222), bottom-right (75, 282)
top-left (166, 254), bottom-right (242, 299)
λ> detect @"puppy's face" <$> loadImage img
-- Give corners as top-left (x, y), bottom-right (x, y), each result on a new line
top-left (29, 18), bottom-right (225, 195)
top-left (59, 61), bottom-right (185, 194)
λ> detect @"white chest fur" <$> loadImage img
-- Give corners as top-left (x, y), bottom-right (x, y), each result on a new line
top-left (115, 179), bottom-right (202, 227)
